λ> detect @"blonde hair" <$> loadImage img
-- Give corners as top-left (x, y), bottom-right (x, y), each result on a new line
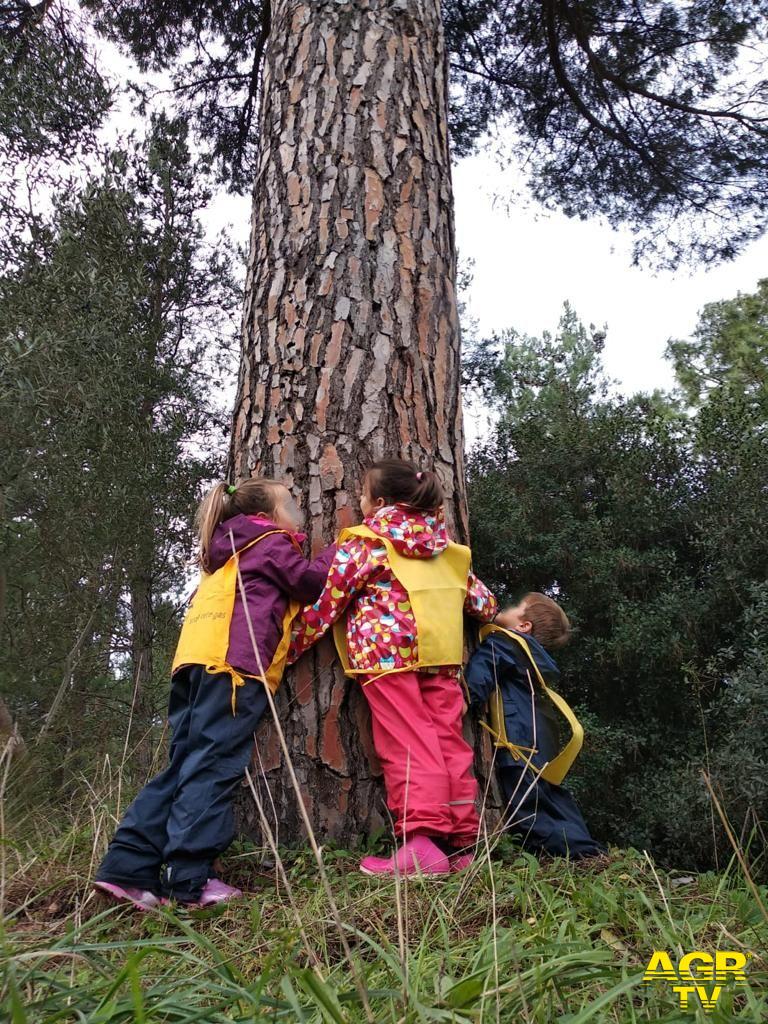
top-left (196, 478), bottom-right (282, 573)
top-left (523, 592), bottom-right (572, 650)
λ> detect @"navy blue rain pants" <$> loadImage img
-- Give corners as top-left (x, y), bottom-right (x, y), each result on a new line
top-left (96, 665), bottom-right (268, 901)
top-left (499, 764), bottom-right (605, 860)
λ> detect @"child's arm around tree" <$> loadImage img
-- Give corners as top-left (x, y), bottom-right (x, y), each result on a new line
top-left (241, 531), bottom-right (335, 605)
top-left (464, 571), bottom-right (497, 624)
top-left (288, 535), bottom-right (379, 662)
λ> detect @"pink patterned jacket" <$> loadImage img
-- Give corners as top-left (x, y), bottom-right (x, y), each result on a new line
top-left (289, 504), bottom-right (497, 676)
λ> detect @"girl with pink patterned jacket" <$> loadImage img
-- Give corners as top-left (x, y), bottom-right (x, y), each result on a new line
top-left (290, 459), bottom-right (497, 876)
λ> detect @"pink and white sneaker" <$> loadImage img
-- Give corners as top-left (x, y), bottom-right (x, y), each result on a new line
top-left (181, 878), bottom-right (243, 908)
top-left (94, 880), bottom-right (160, 912)
top-left (359, 835), bottom-right (450, 877)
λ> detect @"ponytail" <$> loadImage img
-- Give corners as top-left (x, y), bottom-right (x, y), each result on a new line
top-left (196, 477), bottom-right (281, 573)
top-left (366, 459), bottom-right (444, 512)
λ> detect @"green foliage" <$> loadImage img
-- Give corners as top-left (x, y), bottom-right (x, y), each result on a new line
top-left (467, 288), bottom-right (768, 873)
top-left (673, 286), bottom-right (768, 623)
top-left (81, 0), bottom-right (270, 192)
top-left (463, 304), bottom-right (609, 421)
top-left (644, 586), bottom-right (768, 876)
top-left (668, 279), bottom-right (768, 407)
top-left (0, 2), bottom-right (111, 162)
top-left (0, 113), bottom-right (239, 768)
top-left (0, 1), bottom-right (113, 279)
top-left (468, 308), bottom-right (699, 709)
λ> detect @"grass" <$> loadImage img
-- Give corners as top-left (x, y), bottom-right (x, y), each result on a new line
top-left (2, 712), bottom-right (766, 1023)
top-left (2, 806), bottom-right (767, 1023)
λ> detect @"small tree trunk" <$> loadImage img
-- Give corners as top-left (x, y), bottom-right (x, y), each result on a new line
top-left (129, 570), bottom-right (155, 771)
top-left (0, 696), bottom-right (25, 760)
top-left (232, 0), bottom-right (478, 844)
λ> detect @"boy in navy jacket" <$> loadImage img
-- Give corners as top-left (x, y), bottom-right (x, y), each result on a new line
top-left (465, 592), bottom-right (604, 859)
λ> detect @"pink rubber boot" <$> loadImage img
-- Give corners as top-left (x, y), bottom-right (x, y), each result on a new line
top-left (449, 852), bottom-right (475, 873)
top-left (94, 881), bottom-right (160, 912)
top-left (359, 835), bottom-right (450, 877)
top-left (180, 878), bottom-right (243, 908)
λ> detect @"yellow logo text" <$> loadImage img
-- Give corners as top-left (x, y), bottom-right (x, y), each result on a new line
top-left (643, 950), bottom-right (749, 1012)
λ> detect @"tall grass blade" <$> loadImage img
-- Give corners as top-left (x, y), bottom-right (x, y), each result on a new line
top-left (295, 968), bottom-right (348, 1024)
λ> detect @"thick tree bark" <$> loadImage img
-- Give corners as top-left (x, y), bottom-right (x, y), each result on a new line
top-left (232, 0), bottom-right (482, 844)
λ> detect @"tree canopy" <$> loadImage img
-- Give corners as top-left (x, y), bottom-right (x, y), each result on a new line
top-left (61, 0), bottom-right (768, 265)
top-left (1, 0), bottom-right (111, 162)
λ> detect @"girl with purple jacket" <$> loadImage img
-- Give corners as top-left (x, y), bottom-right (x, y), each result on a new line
top-left (94, 478), bottom-right (334, 910)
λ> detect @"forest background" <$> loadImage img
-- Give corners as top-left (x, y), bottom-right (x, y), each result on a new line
top-left (2, 0), bottom-right (768, 882)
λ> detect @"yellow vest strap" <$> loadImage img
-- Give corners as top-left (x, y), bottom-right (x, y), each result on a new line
top-left (479, 720), bottom-right (537, 759)
top-left (478, 623), bottom-right (584, 785)
top-left (172, 529), bottom-right (303, 712)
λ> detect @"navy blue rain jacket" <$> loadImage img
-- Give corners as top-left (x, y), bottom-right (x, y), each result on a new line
top-left (465, 630), bottom-right (571, 771)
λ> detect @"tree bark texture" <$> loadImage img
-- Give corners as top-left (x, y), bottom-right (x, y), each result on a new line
top-left (231, 0), bottom-right (490, 844)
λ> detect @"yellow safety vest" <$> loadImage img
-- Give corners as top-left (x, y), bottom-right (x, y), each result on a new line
top-left (478, 623), bottom-right (584, 785)
top-left (172, 531), bottom-right (299, 713)
top-left (332, 524), bottom-right (472, 679)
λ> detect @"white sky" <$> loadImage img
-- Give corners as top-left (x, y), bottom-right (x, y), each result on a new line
top-left (454, 152), bottom-right (768, 395)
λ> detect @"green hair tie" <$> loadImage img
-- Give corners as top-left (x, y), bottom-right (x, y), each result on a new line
top-left (226, 484), bottom-right (237, 495)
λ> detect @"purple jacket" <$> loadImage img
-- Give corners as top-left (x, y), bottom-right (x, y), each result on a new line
top-left (207, 514), bottom-right (335, 680)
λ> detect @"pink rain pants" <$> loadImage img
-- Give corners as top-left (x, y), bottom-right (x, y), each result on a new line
top-left (362, 670), bottom-right (480, 845)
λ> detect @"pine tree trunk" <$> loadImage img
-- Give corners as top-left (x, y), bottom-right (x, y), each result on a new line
top-left (232, 0), bottom-right (481, 844)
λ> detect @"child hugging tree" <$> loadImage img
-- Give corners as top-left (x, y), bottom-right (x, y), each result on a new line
top-left (290, 458), bottom-right (498, 876)
top-left (465, 593), bottom-right (605, 860)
